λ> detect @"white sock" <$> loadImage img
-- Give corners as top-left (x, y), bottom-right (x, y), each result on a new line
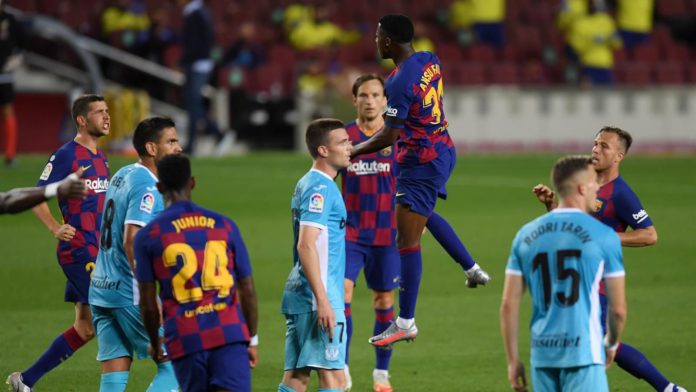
top-left (396, 317), bottom-right (414, 329)
top-left (373, 369), bottom-right (389, 377)
top-left (466, 263), bottom-right (480, 275)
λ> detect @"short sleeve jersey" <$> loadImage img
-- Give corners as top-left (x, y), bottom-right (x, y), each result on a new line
top-left (340, 121), bottom-right (397, 247)
top-left (36, 140), bottom-right (110, 264)
top-left (506, 208), bottom-right (625, 368)
top-left (281, 169), bottom-right (347, 314)
top-left (384, 51), bottom-right (454, 166)
top-left (593, 175), bottom-right (653, 232)
top-left (134, 201), bottom-right (252, 360)
top-left (90, 163), bottom-right (164, 308)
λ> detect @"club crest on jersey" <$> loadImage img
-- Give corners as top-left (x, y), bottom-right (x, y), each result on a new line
top-left (380, 146), bottom-right (393, 156)
top-left (594, 199), bottom-right (604, 212)
top-left (140, 192), bottom-right (155, 213)
top-left (39, 163), bottom-right (53, 180)
top-left (308, 193), bottom-right (324, 213)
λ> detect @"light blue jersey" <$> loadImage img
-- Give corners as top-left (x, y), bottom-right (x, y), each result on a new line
top-left (90, 163), bottom-right (163, 308)
top-left (282, 169), bottom-right (347, 314)
top-left (506, 208), bottom-right (624, 368)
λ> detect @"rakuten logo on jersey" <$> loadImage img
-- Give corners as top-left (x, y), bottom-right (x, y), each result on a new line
top-left (632, 209), bottom-right (649, 223)
top-left (85, 178), bottom-right (109, 193)
top-left (347, 160), bottom-right (391, 175)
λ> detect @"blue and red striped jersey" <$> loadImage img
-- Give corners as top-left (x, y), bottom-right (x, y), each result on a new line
top-left (134, 201), bottom-right (252, 360)
top-left (593, 175), bottom-right (652, 295)
top-left (384, 51), bottom-right (455, 166)
top-left (340, 121), bottom-right (397, 247)
top-left (592, 175), bottom-right (653, 232)
top-left (36, 140), bottom-right (109, 265)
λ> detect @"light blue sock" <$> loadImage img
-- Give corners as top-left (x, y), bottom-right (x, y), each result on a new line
top-left (278, 384), bottom-right (296, 392)
top-left (147, 361), bottom-right (179, 392)
top-left (100, 371), bottom-right (129, 392)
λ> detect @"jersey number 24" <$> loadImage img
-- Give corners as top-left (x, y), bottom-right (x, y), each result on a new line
top-left (163, 240), bottom-right (234, 303)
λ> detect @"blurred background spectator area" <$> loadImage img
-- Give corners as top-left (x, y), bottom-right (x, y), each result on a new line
top-left (8, 0), bottom-right (696, 96)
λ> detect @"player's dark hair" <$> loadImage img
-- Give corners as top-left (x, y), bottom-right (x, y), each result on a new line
top-left (379, 14), bottom-right (414, 43)
top-left (352, 74), bottom-right (385, 97)
top-left (132, 117), bottom-right (176, 157)
top-left (552, 155), bottom-right (594, 197)
top-left (157, 154), bottom-right (191, 193)
top-left (305, 118), bottom-right (345, 159)
top-left (597, 126), bottom-right (633, 154)
top-left (71, 94), bottom-right (105, 125)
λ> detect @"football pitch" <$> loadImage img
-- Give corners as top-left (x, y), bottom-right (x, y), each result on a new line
top-left (1, 153), bottom-right (694, 391)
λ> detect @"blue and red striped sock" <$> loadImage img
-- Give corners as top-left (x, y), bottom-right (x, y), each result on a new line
top-left (22, 326), bottom-right (87, 387)
top-left (398, 246), bottom-right (422, 320)
top-left (615, 342), bottom-right (670, 391)
top-left (374, 307), bottom-right (394, 370)
top-left (426, 211), bottom-right (476, 270)
top-left (344, 303), bottom-right (352, 365)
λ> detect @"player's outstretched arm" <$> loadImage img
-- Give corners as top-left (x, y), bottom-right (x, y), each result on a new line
top-left (618, 226), bottom-right (657, 247)
top-left (500, 274), bottom-right (528, 392)
top-left (350, 126), bottom-right (399, 159)
top-left (139, 281), bottom-right (163, 362)
top-left (532, 183), bottom-right (557, 212)
top-left (0, 187), bottom-right (50, 214)
top-left (604, 276), bottom-right (627, 368)
top-left (238, 275), bottom-right (258, 368)
top-left (297, 224), bottom-right (335, 340)
top-left (1, 170), bottom-right (85, 215)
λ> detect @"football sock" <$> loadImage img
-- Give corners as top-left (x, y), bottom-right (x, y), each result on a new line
top-left (398, 246), bottom-right (422, 320)
top-left (147, 361), bottom-right (179, 392)
top-left (3, 113), bottom-right (17, 162)
top-left (374, 307), bottom-right (394, 370)
top-left (344, 302), bottom-right (352, 364)
top-left (426, 211), bottom-right (476, 270)
top-left (99, 371), bottom-right (129, 392)
top-left (22, 326), bottom-right (88, 387)
top-left (615, 342), bottom-right (670, 391)
top-left (278, 384), bottom-right (296, 392)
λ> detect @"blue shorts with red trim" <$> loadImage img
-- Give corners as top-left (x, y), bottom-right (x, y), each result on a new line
top-left (395, 146), bottom-right (455, 217)
top-left (345, 241), bottom-right (400, 292)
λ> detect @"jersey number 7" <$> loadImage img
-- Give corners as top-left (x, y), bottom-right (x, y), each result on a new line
top-left (163, 240), bottom-right (234, 303)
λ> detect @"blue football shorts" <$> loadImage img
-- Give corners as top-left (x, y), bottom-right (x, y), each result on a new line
top-left (283, 310), bottom-right (347, 371)
top-left (62, 260), bottom-right (94, 304)
top-left (532, 364), bottom-right (608, 392)
top-left (395, 146), bottom-right (455, 217)
top-left (172, 342), bottom-right (251, 392)
top-left (345, 241), bottom-right (400, 292)
top-left (91, 304), bottom-right (151, 361)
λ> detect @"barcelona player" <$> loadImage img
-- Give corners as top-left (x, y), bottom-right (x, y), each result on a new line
top-left (502, 155), bottom-right (627, 392)
top-left (350, 14), bottom-right (490, 348)
top-left (7, 94), bottom-right (110, 392)
top-left (89, 117), bottom-right (182, 392)
top-left (279, 119), bottom-right (352, 392)
top-left (0, 169), bottom-right (85, 215)
top-left (532, 127), bottom-right (686, 392)
top-left (135, 154), bottom-right (258, 392)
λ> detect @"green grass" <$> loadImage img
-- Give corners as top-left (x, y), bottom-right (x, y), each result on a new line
top-left (1, 153), bottom-right (694, 391)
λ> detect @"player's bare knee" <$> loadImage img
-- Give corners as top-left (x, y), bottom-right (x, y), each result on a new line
top-left (74, 321), bottom-right (96, 341)
top-left (372, 291), bottom-right (394, 309)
